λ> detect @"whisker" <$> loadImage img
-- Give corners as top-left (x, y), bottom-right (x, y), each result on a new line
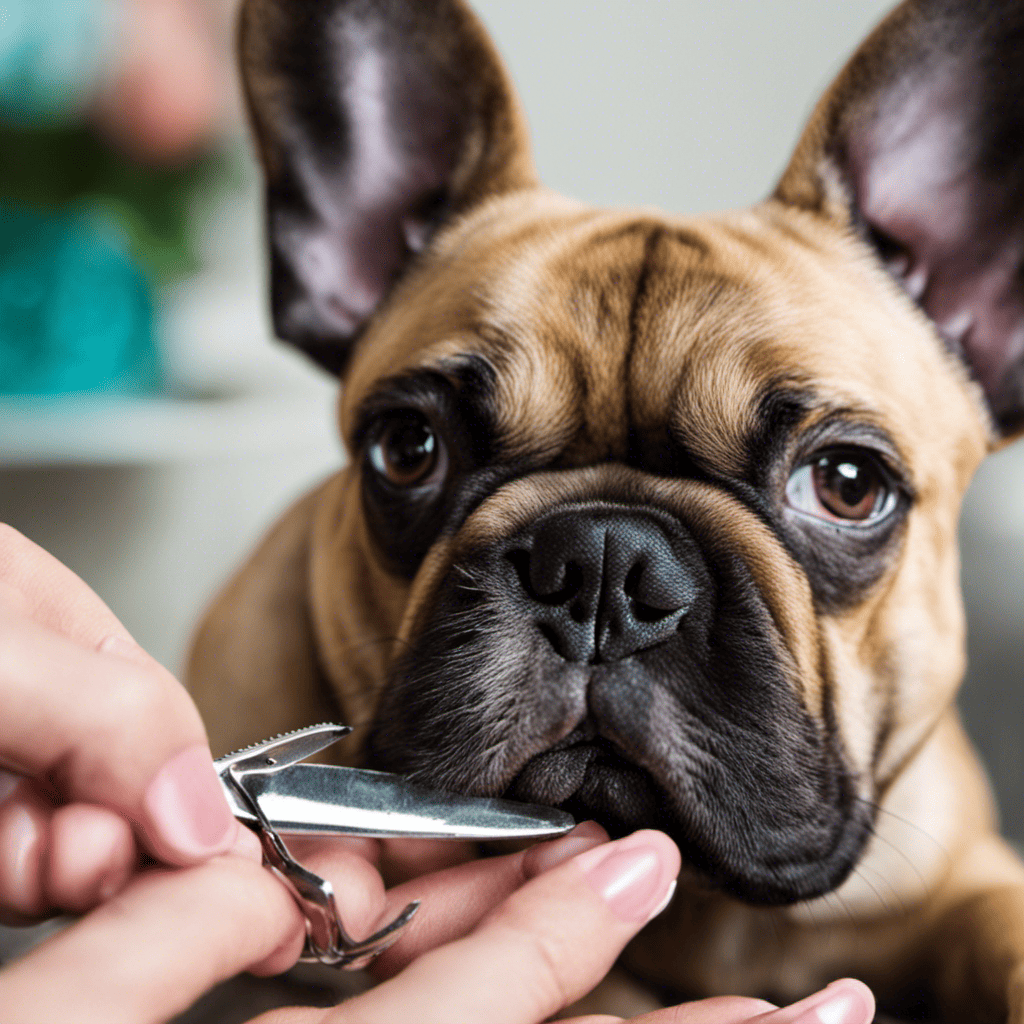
top-left (850, 864), bottom-right (894, 916)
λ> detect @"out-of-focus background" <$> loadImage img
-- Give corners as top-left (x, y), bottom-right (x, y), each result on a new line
top-left (0, 0), bottom-right (1020, 849)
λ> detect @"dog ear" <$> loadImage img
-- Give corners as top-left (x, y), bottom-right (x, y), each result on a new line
top-left (776, 0), bottom-right (1024, 438)
top-left (239, 0), bottom-right (536, 375)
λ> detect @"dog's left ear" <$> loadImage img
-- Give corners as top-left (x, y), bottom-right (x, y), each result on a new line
top-left (776, 0), bottom-right (1024, 440)
top-left (239, 0), bottom-right (537, 375)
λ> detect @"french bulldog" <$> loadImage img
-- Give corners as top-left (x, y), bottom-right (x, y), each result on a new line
top-left (188, 0), bottom-right (1024, 1019)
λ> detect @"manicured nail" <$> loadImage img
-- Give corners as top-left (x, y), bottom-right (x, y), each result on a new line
top-left (789, 981), bottom-right (874, 1024)
top-left (649, 878), bottom-right (677, 920)
top-left (524, 821), bottom-right (609, 877)
top-left (575, 835), bottom-right (674, 923)
top-left (1, 805), bottom-right (42, 914)
top-left (98, 633), bottom-right (150, 667)
top-left (143, 745), bottom-right (236, 861)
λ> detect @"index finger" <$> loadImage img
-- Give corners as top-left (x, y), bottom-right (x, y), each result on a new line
top-left (331, 830), bottom-right (682, 1024)
top-left (0, 525), bottom-right (138, 656)
top-left (0, 854), bottom-right (304, 1024)
top-left (0, 610), bottom-right (238, 867)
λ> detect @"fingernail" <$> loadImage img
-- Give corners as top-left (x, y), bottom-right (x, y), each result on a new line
top-left (649, 878), bottom-right (677, 920)
top-left (524, 821), bottom-right (609, 877)
top-left (143, 745), bottom-right (236, 861)
top-left (575, 835), bottom-right (674, 923)
top-left (790, 981), bottom-right (874, 1024)
top-left (2, 805), bottom-right (42, 914)
top-left (98, 633), bottom-right (150, 667)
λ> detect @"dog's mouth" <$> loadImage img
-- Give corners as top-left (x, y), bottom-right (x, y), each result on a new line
top-left (501, 718), bottom-right (874, 908)
top-left (505, 725), bottom-right (669, 838)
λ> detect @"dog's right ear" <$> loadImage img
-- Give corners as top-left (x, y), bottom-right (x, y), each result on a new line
top-left (240, 0), bottom-right (536, 375)
top-left (776, 0), bottom-right (1024, 441)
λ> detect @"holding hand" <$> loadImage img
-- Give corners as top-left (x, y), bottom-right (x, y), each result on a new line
top-left (0, 523), bottom-right (248, 922)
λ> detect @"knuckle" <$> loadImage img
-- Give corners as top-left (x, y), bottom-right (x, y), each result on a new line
top-left (76, 662), bottom-right (201, 778)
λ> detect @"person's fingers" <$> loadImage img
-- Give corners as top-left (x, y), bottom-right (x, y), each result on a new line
top-left (0, 776), bottom-right (138, 921)
top-left (628, 980), bottom-right (874, 1024)
top-left (326, 829), bottom-right (680, 1024)
top-left (0, 526), bottom-right (139, 657)
top-left (281, 823), bottom-right (609, 983)
top-left (0, 779), bottom-right (50, 922)
top-left (45, 804), bottom-right (137, 913)
top-left (749, 981), bottom-right (873, 1024)
top-left (377, 837), bottom-right (478, 885)
top-left (0, 854), bottom-right (305, 1024)
top-left (0, 608), bottom-right (238, 866)
top-left (626, 996), bottom-right (777, 1024)
top-left (372, 821), bottom-right (611, 978)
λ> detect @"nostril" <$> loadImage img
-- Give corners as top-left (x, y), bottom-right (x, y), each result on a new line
top-left (507, 548), bottom-right (585, 606)
top-left (623, 562), bottom-right (644, 598)
top-left (631, 599), bottom-right (675, 624)
top-left (536, 560), bottom-right (583, 604)
top-left (570, 602), bottom-right (588, 623)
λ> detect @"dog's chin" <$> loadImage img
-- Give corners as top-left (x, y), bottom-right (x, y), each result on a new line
top-left (504, 729), bottom-right (870, 908)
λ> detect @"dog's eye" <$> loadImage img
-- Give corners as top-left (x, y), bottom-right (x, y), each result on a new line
top-left (786, 449), bottom-right (896, 525)
top-left (368, 412), bottom-right (445, 488)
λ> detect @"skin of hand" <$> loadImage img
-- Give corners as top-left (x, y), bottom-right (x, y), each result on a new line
top-left (0, 808), bottom-right (876, 1024)
top-left (0, 524), bottom-right (254, 922)
top-left (0, 525), bottom-right (876, 1024)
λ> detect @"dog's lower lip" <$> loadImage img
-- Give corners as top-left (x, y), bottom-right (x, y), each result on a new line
top-left (506, 737), bottom-right (664, 832)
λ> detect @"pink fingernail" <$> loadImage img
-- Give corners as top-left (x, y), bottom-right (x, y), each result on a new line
top-left (2, 805), bottom-right (42, 914)
top-left (143, 745), bottom-right (236, 861)
top-left (98, 633), bottom-right (150, 667)
top-left (791, 982), bottom-right (874, 1024)
top-left (576, 836), bottom-right (673, 923)
top-left (524, 821), bottom-right (609, 877)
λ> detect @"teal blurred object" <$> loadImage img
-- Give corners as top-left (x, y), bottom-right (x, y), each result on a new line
top-left (0, 202), bottom-right (159, 395)
top-left (0, 0), bottom-right (111, 120)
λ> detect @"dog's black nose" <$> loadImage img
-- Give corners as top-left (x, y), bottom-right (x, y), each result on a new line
top-left (508, 509), bottom-right (699, 663)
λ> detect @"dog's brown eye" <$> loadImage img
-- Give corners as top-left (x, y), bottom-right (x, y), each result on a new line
top-left (786, 450), bottom-right (895, 525)
top-left (369, 413), bottom-right (442, 488)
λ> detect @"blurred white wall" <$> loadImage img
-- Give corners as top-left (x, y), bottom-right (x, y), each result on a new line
top-left (1, 0), bottom-right (1021, 841)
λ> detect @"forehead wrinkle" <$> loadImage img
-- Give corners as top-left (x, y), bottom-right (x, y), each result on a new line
top-left (487, 335), bottom-right (582, 461)
top-left (629, 257), bottom-right (772, 476)
top-left (482, 218), bottom-right (656, 464)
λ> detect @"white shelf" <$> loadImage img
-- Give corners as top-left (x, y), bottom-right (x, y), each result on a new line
top-left (0, 384), bottom-right (339, 466)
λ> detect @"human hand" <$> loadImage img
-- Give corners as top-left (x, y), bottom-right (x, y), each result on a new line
top-left (0, 524), bottom-right (250, 922)
top-left (0, 804), bottom-right (874, 1024)
top-left (227, 825), bottom-right (876, 1024)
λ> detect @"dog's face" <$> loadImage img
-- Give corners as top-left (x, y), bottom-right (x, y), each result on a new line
top-left (240, 0), bottom-right (1024, 907)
